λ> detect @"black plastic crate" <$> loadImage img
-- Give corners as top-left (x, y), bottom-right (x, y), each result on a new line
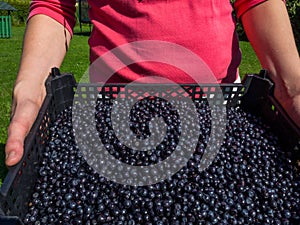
top-left (0, 68), bottom-right (299, 224)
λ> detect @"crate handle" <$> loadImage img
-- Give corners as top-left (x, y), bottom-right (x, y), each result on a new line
top-left (242, 70), bottom-right (300, 150)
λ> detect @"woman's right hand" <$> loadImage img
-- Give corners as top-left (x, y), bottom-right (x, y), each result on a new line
top-left (5, 79), bottom-right (46, 166)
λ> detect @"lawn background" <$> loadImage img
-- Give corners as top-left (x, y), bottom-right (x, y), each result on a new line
top-left (0, 25), bottom-right (261, 185)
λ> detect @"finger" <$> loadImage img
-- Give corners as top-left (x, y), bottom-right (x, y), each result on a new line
top-left (5, 100), bottom-right (40, 166)
top-left (5, 122), bottom-right (27, 166)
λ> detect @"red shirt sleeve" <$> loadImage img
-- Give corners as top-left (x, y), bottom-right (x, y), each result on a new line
top-left (234, 0), bottom-right (267, 19)
top-left (28, 0), bottom-right (76, 35)
top-left (234, 0), bottom-right (286, 19)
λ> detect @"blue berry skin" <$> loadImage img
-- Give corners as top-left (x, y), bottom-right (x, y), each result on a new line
top-left (23, 99), bottom-right (299, 224)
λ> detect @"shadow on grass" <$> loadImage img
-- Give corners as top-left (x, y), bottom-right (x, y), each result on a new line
top-left (0, 143), bottom-right (8, 184)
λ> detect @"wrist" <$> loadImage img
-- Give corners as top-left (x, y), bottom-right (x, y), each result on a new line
top-left (13, 78), bottom-right (46, 107)
top-left (268, 67), bottom-right (300, 126)
top-left (267, 66), bottom-right (300, 99)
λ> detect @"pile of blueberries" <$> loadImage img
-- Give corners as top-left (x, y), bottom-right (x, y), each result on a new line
top-left (23, 97), bottom-right (299, 225)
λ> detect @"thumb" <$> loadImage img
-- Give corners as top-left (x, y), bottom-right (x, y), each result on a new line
top-left (5, 100), bottom-right (40, 166)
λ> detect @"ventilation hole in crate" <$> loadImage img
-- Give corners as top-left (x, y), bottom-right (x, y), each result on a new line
top-left (203, 87), bottom-right (208, 93)
top-left (194, 93), bottom-right (201, 99)
top-left (117, 93), bottom-right (125, 98)
top-left (183, 92), bottom-right (189, 98)
top-left (39, 124), bottom-right (43, 132)
top-left (110, 86), bottom-right (118, 92)
top-left (103, 86), bottom-right (110, 92)
top-left (87, 86), bottom-right (94, 92)
top-left (80, 86), bottom-right (87, 92)
top-left (112, 93), bottom-right (119, 99)
top-left (130, 92), bottom-right (138, 98)
top-left (170, 92), bottom-right (179, 97)
top-left (140, 93), bottom-right (150, 99)
top-left (85, 93), bottom-right (94, 100)
top-left (40, 132), bottom-right (45, 141)
top-left (223, 94), bottom-right (229, 100)
top-left (271, 105), bottom-right (276, 111)
top-left (209, 93), bottom-right (215, 99)
top-left (225, 87), bottom-right (231, 92)
top-left (177, 88), bottom-right (185, 93)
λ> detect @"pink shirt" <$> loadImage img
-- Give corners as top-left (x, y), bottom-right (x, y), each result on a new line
top-left (29, 0), bottom-right (267, 83)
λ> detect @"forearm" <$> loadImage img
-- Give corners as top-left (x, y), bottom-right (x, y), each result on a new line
top-left (15, 14), bottom-right (71, 95)
top-left (241, 0), bottom-right (300, 96)
top-left (12, 14), bottom-right (72, 134)
top-left (241, 0), bottom-right (300, 127)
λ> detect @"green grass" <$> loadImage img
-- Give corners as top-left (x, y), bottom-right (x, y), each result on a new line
top-left (60, 27), bottom-right (90, 81)
top-left (0, 25), bottom-right (260, 185)
top-left (239, 41), bottom-right (261, 78)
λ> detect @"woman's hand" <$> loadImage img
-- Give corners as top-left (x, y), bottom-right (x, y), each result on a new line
top-left (5, 80), bottom-right (46, 166)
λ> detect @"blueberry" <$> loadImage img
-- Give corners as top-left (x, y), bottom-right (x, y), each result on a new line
top-left (23, 100), bottom-right (299, 224)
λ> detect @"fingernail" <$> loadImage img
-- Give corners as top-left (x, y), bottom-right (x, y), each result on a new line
top-left (6, 151), bottom-right (16, 160)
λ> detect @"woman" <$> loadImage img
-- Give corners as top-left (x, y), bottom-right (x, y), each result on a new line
top-left (5, 0), bottom-right (300, 166)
